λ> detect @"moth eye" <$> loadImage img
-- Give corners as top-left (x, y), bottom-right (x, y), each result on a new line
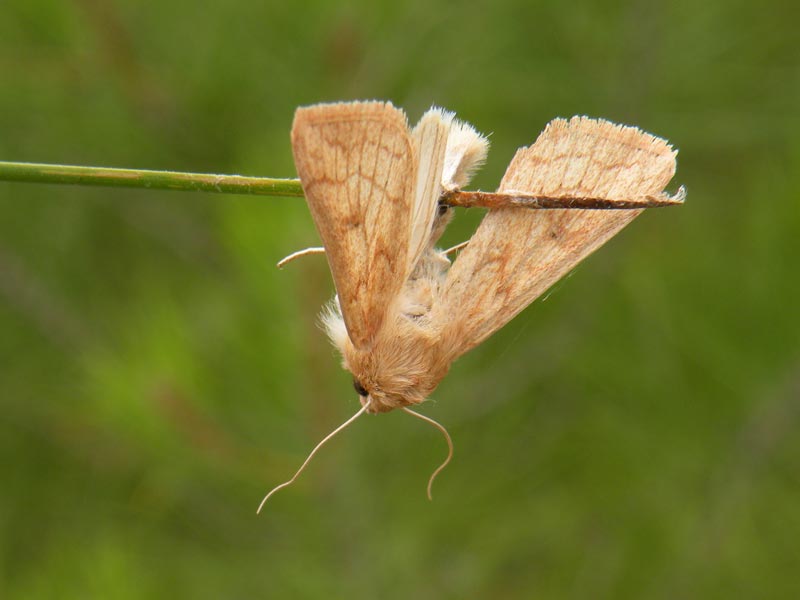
top-left (437, 202), bottom-right (449, 216)
top-left (353, 379), bottom-right (368, 397)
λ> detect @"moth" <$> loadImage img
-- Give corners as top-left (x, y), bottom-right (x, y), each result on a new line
top-left (259, 100), bottom-right (680, 510)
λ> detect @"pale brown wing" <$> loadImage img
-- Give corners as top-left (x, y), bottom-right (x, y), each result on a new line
top-left (437, 116), bottom-right (678, 358)
top-left (292, 101), bottom-right (416, 349)
top-left (407, 108), bottom-right (451, 271)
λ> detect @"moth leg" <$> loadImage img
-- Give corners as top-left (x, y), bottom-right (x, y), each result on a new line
top-left (443, 240), bottom-right (469, 256)
top-left (277, 247), bottom-right (326, 269)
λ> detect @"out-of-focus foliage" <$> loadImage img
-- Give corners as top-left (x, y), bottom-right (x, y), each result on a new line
top-left (1, 0), bottom-right (798, 598)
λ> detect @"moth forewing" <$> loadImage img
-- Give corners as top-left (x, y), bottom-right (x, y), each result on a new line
top-left (436, 116), bottom-right (678, 358)
top-left (407, 109), bottom-right (453, 273)
top-left (291, 102), bottom-right (417, 349)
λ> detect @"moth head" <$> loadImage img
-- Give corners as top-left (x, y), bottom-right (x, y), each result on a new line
top-left (345, 345), bottom-right (426, 414)
top-left (323, 299), bottom-right (446, 414)
top-left (351, 376), bottom-right (390, 414)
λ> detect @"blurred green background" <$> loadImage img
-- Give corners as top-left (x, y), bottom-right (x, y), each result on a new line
top-left (1, 0), bottom-right (798, 598)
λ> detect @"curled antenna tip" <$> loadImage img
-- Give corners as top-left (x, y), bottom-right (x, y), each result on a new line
top-left (257, 401), bottom-right (369, 514)
top-left (401, 407), bottom-right (454, 500)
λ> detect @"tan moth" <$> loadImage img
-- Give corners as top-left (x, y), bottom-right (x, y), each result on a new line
top-left (259, 100), bottom-right (681, 511)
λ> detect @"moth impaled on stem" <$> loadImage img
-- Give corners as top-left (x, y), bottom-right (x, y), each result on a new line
top-left (258, 100), bottom-right (682, 511)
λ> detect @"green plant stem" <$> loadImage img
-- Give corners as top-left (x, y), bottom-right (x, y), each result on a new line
top-left (0, 161), bottom-right (303, 197)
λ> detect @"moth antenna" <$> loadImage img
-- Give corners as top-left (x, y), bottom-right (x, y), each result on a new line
top-left (277, 247), bottom-right (326, 269)
top-left (443, 240), bottom-right (469, 256)
top-left (257, 401), bottom-right (369, 513)
top-left (401, 407), bottom-right (454, 500)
